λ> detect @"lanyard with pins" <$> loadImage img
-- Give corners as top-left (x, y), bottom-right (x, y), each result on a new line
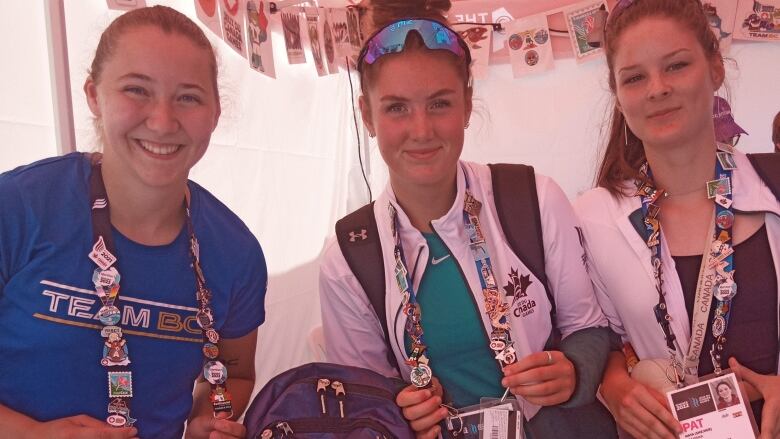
top-left (635, 146), bottom-right (738, 385)
top-left (88, 156), bottom-right (233, 428)
top-left (388, 180), bottom-right (518, 389)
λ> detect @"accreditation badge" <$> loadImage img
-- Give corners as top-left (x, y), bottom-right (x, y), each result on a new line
top-left (666, 371), bottom-right (757, 439)
top-left (445, 398), bottom-right (522, 439)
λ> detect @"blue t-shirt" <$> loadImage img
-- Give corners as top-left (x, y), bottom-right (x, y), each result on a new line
top-left (0, 153), bottom-right (267, 438)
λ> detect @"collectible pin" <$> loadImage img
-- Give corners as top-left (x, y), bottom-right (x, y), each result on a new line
top-left (712, 315), bottom-right (726, 337)
top-left (100, 325), bottom-right (122, 338)
top-left (203, 343), bottom-right (220, 360)
top-left (191, 236), bottom-right (201, 262)
top-left (206, 328), bottom-right (220, 344)
top-left (410, 363), bottom-right (432, 388)
top-left (196, 309), bottom-right (214, 329)
top-left (636, 181), bottom-right (659, 199)
top-left (489, 338), bottom-right (507, 352)
top-left (108, 398), bottom-right (129, 416)
top-left (106, 413), bottom-right (127, 427)
top-left (197, 287), bottom-right (212, 302)
top-left (470, 242), bottom-right (489, 261)
top-left (97, 305), bottom-right (121, 326)
top-left (464, 191), bottom-right (482, 216)
top-left (715, 282), bottom-right (737, 301)
top-left (647, 203), bottom-right (661, 219)
top-left (714, 194), bottom-right (733, 208)
top-left (89, 236), bottom-right (117, 270)
top-left (102, 332), bottom-right (130, 366)
top-left (495, 346), bottom-right (517, 365)
top-left (394, 261), bottom-right (409, 293)
top-left (716, 210), bottom-right (735, 230)
top-left (465, 222), bottom-right (478, 241)
top-left (108, 371), bottom-right (133, 398)
top-left (706, 177), bottom-right (732, 199)
top-left (93, 267), bottom-right (120, 289)
top-left (211, 386), bottom-right (234, 415)
top-left (204, 360), bottom-right (228, 385)
top-left (716, 151), bottom-right (737, 170)
top-left (716, 142), bottom-right (736, 154)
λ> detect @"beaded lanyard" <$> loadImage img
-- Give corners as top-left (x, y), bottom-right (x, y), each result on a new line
top-left (636, 145), bottom-right (738, 384)
top-left (88, 158), bottom-right (232, 428)
top-left (388, 181), bottom-right (518, 388)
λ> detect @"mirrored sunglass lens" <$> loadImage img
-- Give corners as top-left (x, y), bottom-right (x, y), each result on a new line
top-left (363, 20), bottom-right (463, 65)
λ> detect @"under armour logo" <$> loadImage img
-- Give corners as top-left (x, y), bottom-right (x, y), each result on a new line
top-left (92, 198), bottom-right (108, 210)
top-left (348, 229), bottom-right (368, 242)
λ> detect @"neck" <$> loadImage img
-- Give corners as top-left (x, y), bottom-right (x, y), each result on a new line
top-left (100, 156), bottom-right (187, 246)
top-left (391, 174), bottom-right (457, 234)
top-left (644, 134), bottom-right (717, 200)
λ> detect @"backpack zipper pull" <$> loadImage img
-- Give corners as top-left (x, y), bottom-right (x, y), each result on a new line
top-left (331, 380), bottom-right (346, 418)
top-left (317, 378), bottom-right (331, 415)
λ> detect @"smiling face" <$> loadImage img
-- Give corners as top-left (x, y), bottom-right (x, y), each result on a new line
top-left (360, 48), bottom-right (472, 195)
top-left (85, 26), bottom-right (220, 190)
top-left (717, 382), bottom-right (732, 400)
top-left (612, 16), bottom-right (724, 152)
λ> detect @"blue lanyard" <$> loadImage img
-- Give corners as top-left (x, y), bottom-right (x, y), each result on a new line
top-left (637, 149), bottom-right (737, 375)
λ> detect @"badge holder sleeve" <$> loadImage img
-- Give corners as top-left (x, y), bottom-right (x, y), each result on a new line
top-left (444, 398), bottom-right (523, 439)
top-left (665, 369), bottom-right (758, 438)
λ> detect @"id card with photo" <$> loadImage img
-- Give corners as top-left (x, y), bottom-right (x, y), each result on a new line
top-left (666, 371), bottom-right (757, 439)
top-left (445, 398), bottom-right (522, 439)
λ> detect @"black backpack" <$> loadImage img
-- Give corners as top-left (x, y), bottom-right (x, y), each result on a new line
top-left (334, 163), bottom-right (557, 373)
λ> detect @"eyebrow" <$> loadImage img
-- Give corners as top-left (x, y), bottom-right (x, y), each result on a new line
top-left (617, 48), bottom-right (691, 74)
top-left (118, 72), bottom-right (207, 92)
top-left (379, 89), bottom-right (457, 102)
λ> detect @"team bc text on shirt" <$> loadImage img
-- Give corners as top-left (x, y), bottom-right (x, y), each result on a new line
top-left (1, 1), bottom-right (779, 439)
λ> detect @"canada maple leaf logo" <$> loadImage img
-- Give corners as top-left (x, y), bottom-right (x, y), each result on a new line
top-left (504, 268), bottom-right (532, 307)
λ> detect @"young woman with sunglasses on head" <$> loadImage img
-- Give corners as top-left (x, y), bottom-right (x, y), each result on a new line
top-left (573, 1), bottom-right (780, 438)
top-left (0, 6), bottom-right (266, 439)
top-left (320, 1), bottom-right (616, 437)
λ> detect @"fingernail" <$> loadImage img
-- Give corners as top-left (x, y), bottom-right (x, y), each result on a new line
top-left (501, 379), bottom-right (508, 387)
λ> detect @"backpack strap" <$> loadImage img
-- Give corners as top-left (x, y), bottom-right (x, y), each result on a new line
top-left (747, 152), bottom-right (780, 201)
top-left (488, 163), bottom-right (558, 346)
top-left (335, 202), bottom-right (400, 374)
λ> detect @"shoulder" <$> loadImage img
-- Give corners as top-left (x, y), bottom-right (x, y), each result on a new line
top-left (0, 152), bottom-right (88, 189)
top-left (320, 235), bottom-right (351, 281)
top-left (573, 186), bottom-right (628, 223)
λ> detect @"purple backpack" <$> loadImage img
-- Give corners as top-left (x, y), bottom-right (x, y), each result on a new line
top-left (243, 362), bottom-right (415, 438)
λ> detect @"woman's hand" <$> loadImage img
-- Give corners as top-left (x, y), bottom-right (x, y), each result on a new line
top-left (600, 353), bottom-right (681, 439)
top-left (396, 377), bottom-right (448, 439)
top-left (27, 415), bottom-right (138, 439)
top-left (501, 350), bottom-right (575, 406)
top-left (184, 411), bottom-right (246, 439)
top-left (730, 357), bottom-right (780, 439)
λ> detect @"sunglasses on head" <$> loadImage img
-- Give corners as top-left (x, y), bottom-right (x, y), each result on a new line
top-left (357, 18), bottom-right (471, 73)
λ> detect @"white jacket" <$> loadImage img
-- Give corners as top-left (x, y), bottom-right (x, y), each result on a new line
top-left (320, 161), bottom-right (608, 419)
top-left (574, 151), bottom-right (780, 371)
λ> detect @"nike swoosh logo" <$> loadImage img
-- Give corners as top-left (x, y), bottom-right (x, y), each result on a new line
top-left (431, 255), bottom-right (451, 265)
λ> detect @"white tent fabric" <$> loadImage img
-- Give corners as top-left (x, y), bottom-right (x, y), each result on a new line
top-left (1, 0), bottom-right (779, 402)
